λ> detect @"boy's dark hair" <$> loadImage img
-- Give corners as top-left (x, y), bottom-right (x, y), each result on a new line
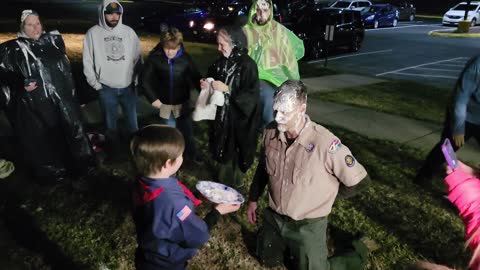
top-left (159, 27), bottom-right (183, 49)
top-left (130, 125), bottom-right (185, 176)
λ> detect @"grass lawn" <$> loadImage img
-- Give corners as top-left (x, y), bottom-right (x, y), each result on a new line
top-left (0, 122), bottom-right (468, 270)
top-left (0, 32), bottom-right (469, 270)
top-left (311, 80), bottom-right (452, 124)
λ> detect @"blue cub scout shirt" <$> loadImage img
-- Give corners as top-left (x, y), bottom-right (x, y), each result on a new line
top-left (132, 176), bottom-right (209, 269)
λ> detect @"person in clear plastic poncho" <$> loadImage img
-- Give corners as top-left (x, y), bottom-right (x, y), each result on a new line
top-left (0, 10), bottom-right (94, 183)
top-left (242, 0), bottom-right (304, 129)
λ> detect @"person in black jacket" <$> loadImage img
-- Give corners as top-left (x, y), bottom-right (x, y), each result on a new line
top-left (0, 10), bottom-right (94, 183)
top-left (200, 25), bottom-right (260, 189)
top-left (415, 55), bottom-right (480, 184)
top-left (142, 27), bottom-right (201, 162)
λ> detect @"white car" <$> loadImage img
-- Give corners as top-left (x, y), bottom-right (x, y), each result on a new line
top-left (330, 0), bottom-right (372, 11)
top-left (443, 1), bottom-right (480, 26)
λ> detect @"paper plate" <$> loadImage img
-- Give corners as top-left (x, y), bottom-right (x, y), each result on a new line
top-left (196, 181), bottom-right (245, 204)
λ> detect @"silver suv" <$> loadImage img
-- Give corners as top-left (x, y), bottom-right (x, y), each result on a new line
top-left (330, 0), bottom-right (372, 11)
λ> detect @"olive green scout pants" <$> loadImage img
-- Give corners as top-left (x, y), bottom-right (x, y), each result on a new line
top-left (256, 208), bottom-right (368, 270)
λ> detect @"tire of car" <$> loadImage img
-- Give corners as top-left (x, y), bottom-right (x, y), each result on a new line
top-left (409, 13), bottom-right (415, 21)
top-left (350, 35), bottom-right (361, 52)
top-left (311, 40), bottom-right (324, 59)
top-left (373, 20), bottom-right (379, 29)
top-left (392, 18), bottom-right (398, 27)
top-left (471, 18), bottom-right (477, 26)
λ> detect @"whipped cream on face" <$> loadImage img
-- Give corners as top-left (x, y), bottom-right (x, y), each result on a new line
top-left (255, 0), bottom-right (271, 24)
top-left (273, 87), bottom-right (305, 133)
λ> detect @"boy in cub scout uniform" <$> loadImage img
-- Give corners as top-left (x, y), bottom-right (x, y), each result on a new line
top-left (246, 80), bottom-right (373, 270)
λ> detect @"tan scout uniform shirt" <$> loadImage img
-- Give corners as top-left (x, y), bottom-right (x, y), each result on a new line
top-left (264, 117), bottom-right (367, 220)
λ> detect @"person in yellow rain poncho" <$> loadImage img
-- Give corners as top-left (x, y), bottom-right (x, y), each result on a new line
top-left (242, 0), bottom-right (304, 129)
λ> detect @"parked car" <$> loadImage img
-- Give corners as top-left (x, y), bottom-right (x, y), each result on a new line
top-left (329, 0), bottom-right (372, 11)
top-left (390, 0), bottom-right (416, 21)
top-left (443, 1), bottom-right (480, 26)
top-left (361, 4), bottom-right (399, 28)
top-left (139, 0), bottom-right (208, 33)
top-left (292, 8), bottom-right (365, 59)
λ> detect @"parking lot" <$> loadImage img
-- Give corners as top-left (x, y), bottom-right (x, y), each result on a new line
top-left (308, 19), bottom-right (478, 89)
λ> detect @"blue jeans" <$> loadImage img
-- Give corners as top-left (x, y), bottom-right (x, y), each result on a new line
top-left (259, 80), bottom-right (276, 129)
top-left (98, 84), bottom-right (138, 134)
top-left (160, 112), bottom-right (197, 160)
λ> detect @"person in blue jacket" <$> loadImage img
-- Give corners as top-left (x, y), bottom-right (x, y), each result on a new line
top-left (141, 27), bottom-right (202, 163)
top-left (416, 55), bottom-right (480, 184)
top-left (130, 124), bottom-right (240, 270)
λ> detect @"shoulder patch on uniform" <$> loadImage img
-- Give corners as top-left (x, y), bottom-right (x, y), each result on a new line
top-left (345, 155), bottom-right (355, 167)
top-left (328, 139), bottom-right (342, 154)
top-left (176, 205), bottom-right (192, 221)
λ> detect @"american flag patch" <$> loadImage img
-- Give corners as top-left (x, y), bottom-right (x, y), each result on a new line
top-left (176, 205), bottom-right (192, 221)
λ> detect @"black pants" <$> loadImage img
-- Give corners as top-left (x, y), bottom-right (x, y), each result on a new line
top-left (416, 116), bottom-right (480, 181)
top-left (19, 124), bottom-right (69, 181)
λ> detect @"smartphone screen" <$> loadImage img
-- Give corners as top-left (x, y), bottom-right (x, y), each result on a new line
top-left (441, 138), bottom-right (458, 170)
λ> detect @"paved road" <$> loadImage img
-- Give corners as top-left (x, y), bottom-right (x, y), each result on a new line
top-left (308, 19), bottom-right (478, 90)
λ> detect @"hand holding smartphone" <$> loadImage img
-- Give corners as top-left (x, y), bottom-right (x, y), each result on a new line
top-left (441, 138), bottom-right (458, 170)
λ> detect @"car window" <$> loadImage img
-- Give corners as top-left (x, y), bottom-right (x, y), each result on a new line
top-left (359, 2), bottom-right (370, 7)
top-left (362, 6), bottom-right (380, 13)
top-left (332, 1), bottom-right (351, 8)
top-left (452, 4), bottom-right (479, 11)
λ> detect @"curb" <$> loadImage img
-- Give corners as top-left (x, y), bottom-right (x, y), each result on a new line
top-left (428, 29), bottom-right (480, 38)
top-left (416, 15), bottom-right (442, 19)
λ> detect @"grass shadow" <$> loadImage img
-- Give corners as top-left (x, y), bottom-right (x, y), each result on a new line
top-left (3, 202), bottom-right (85, 270)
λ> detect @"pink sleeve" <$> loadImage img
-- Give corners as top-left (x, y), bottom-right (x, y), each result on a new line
top-left (444, 170), bottom-right (480, 240)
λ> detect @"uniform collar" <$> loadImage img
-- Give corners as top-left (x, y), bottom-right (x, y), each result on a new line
top-left (277, 115), bottom-right (314, 150)
top-left (140, 176), bottom-right (176, 189)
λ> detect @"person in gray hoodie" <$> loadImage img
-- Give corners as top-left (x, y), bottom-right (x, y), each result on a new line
top-left (83, 0), bottom-right (142, 156)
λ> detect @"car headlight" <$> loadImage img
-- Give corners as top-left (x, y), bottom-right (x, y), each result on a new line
top-left (366, 15), bottom-right (374, 21)
top-left (189, 20), bottom-right (195, 28)
top-left (203, 22), bottom-right (215, 31)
